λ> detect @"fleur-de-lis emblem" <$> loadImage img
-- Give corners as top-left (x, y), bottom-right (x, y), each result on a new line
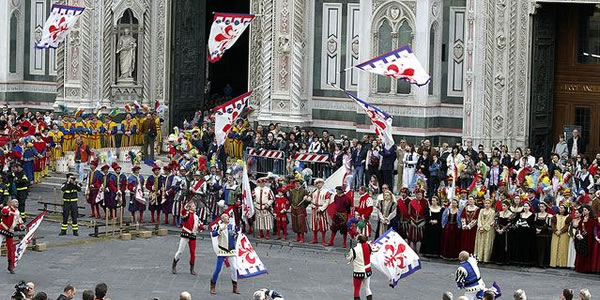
top-left (237, 236), bottom-right (256, 264)
top-left (215, 25), bottom-right (235, 52)
top-left (49, 17), bottom-right (68, 41)
top-left (383, 243), bottom-right (406, 269)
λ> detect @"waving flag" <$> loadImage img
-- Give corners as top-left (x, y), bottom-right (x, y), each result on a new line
top-left (241, 164), bottom-right (255, 221)
top-left (209, 206), bottom-right (236, 256)
top-left (214, 91), bottom-right (252, 146)
top-left (235, 233), bottom-right (268, 278)
top-left (15, 211), bottom-right (46, 267)
top-left (370, 228), bottom-right (421, 287)
top-left (344, 91), bottom-right (395, 149)
top-left (35, 4), bottom-right (84, 49)
top-left (355, 46), bottom-right (430, 86)
top-left (208, 13), bottom-right (255, 63)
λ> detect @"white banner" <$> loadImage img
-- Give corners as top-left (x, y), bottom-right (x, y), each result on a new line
top-left (208, 13), bottom-right (255, 63)
top-left (35, 4), bottom-right (85, 49)
top-left (241, 164), bottom-right (255, 221)
top-left (214, 91), bottom-right (252, 146)
top-left (15, 211), bottom-right (46, 267)
top-left (371, 228), bottom-right (421, 287)
top-left (235, 233), bottom-right (268, 278)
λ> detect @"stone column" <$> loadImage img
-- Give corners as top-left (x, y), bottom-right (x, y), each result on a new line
top-left (463, 0), bottom-right (535, 150)
top-left (0, 0), bottom-right (24, 85)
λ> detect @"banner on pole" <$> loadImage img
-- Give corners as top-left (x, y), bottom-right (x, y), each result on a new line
top-left (35, 4), bottom-right (85, 49)
top-left (370, 228), bottom-right (421, 287)
top-left (208, 13), bottom-right (255, 63)
top-left (15, 211), bottom-right (46, 267)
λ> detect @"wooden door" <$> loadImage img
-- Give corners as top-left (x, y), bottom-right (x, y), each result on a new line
top-left (553, 4), bottom-right (600, 156)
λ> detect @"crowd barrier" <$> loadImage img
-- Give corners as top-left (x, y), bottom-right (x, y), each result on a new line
top-left (292, 152), bottom-right (331, 179)
top-left (245, 148), bottom-right (287, 177)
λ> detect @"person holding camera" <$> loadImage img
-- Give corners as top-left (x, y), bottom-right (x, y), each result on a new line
top-left (11, 281), bottom-right (35, 299)
top-left (60, 173), bottom-right (81, 236)
top-left (1, 199), bottom-right (25, 274)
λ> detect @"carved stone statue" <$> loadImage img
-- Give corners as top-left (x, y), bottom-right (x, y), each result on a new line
top-left (116, 28), bottom-right (137, 81)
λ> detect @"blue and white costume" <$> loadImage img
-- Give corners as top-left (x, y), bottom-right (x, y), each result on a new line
top-left (455, 256), bottom-right (485, 300)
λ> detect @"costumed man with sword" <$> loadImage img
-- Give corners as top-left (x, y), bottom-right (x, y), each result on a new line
top-left (0, 199), bottom-right (26, 274)
top-left (309, 178), bottom-right (332, 245)
top-left (288, 178), bottom-right (309, 243)
top-left (127, 165), bottom-right (146, 223)
top-left (190, 171), bottom-right (208, 224)
top-left (145, 165), bottom-right (163, 224)
top-left (455, 251), bottom-right (502, 300)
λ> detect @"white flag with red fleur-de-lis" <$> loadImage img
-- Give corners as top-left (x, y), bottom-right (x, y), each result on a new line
top-left (214, 91), bottom-right (252, 146)
top-left (35, 4), bottom-right (85, 49)
top-left (208, 12), bottom-right (255, 63)
top-left (370, 228), bottom-right (421, 288)
top-left (235, 233), bottom-right (268, 278)
top-left (355, 45), bottom-right (430, 87)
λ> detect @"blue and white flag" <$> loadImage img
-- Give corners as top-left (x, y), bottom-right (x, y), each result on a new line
top-left (370, 228), bottom-right (421, 287)
top-left (355, 45), bottom-right (430, 86)
top-left (35, 4), bottom-right (84, 49)
top-left (344, 91), bottom-right (395, 149)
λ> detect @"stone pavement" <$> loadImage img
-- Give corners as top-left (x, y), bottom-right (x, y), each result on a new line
top-left (1, 177), bottom-right (597, 300)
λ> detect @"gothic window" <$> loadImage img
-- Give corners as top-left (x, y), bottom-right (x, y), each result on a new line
top-left (9, 13), bottom-right (17, 73)
top-left (116, 9), bottom-right (139, 82)
top-left (377, 20), bottom-right (393, 93)
top-left (578, 4), bottom-right (600, 64)
top-left (396, 21), bottom-right (413, 94)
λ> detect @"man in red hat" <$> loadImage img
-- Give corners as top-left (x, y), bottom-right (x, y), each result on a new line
top-left (87, 161), bottom-right (103, 219)
top-left (0, 199), bottom-right (25, 274)
top-left (146, 165), bottom-right (164, 223)
top-left (328, 186), bottom-right (352, 247)
top-left (108, 162), bottom-right (127, 220)
top-left (396, 186), bottom-right (410, 239)
top-left (162, 165), bottom-right (176, 225)
top-left (310, 178), bottom-right (331, 244)
top-left (273, 188), bottom-right (290, 240)
top-left (127, 165), bottom-right (146, 223)
top-left (288, 179), bottom-right (309, 242)
top-left (254, 177), bottom-right (274, 239)
top-left (407, 189), bottom-right (428, 251)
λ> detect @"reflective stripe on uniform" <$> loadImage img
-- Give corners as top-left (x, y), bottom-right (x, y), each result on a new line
top-left (63, 199), bottom-right (78, 202)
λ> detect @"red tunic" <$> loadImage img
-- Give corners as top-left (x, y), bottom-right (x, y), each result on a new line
top-left (273, 197), bottom-right (290, 222)
top-left (407, 198), bottom-right (428, 243)
top-left (460, 207), bottom-right (480, 253)
top-left (575, 217), bottom-right (597, 273)
top-left (0, 206), bottom-right (20, 234)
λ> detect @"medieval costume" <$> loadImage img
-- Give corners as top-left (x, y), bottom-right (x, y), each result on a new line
top-left (346, 236), bottom-right (373, 300)
top-left (171, 169), bottom-right (189, 227)
top-left (254, 178), bottom-right (274, 239)
top-left (490, 207), bottom-right (512, 264)
top-left (473, 203), bottom-right (495, 263)
top-left (127, 166), bottom-right (146, 223)
top-left (510, 209), bottom-right (536, 265)
top-left (421, 201), bottom-right (443, 257)
top-left (574, 209), bottom-right (597, 273)
top-left (162, 166), bottom-right (176, 225)
top-left (189, 172), bottom-right (208, 224)
top-left (145, 165), bottom-right (164, 223)
top-left (441, 202), bottom-right (461, 259)
top-left (356, 189), bottom-right (374, 237)
top-left (273, 189), bottom-right (290, 240)
top-left (210, 216), bottom-right (240, 295)
top-left (288, 181), bottom-right (309, 242)
top-left (0, 200), bottom-right (24, 274)
top-left (310, 179), bottom-right (331, 244)
top-left (534, 207), bottom-right (552, 267)
top-left (88, 162), bottom-right (104, 219)
top-left (407, 190), bottom-right (428, 251)
top-left (375, 191), bottom-right (396, 238)
top-left (460, 202), bottom-right (480, 253)
top-left (329, 187), bottom-right (352, 247)
top-left (549, 208), bottom-right (571, 267)
top-left (395, 188), bottom-right (410, 239)
top-left (455, 255), bottom-right (485, 300)
top-left (172, 203), bottom-right (202, 275)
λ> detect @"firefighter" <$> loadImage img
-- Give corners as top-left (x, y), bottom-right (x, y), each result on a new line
top-left (11, 163), bottom-right (30, 220)
top-left (60, 173), bottom-right (81, 236)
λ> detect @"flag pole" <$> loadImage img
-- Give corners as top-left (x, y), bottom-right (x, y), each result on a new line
top-left (583, 52), bottom-right (600, 59)
top-left (327, 83), bottom-right (345, 92)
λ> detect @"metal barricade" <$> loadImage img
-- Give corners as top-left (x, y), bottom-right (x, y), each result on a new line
top-left (292, 152), bottom-right (331, 180)
top-left (245, 148), bottom-right (287, 177)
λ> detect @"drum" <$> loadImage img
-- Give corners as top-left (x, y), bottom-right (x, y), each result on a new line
top-left (55, 158), bottom-right (69, 173)
top-left (64, 151), bottom-right (75, 168)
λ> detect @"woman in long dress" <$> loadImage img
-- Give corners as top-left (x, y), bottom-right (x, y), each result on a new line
top-left (567, 209), bottom-right (580, 268)
top-left (592, 215), bottom-right (600, 272)
top-left (445, 146), bottom-right (464, 199)
top-left (441, 199), bottom-right (461, 259)
top-left (549, 204), bottom-right (572, 268)
top-left (421, 196), bottom-right (443, 257)
top-left (460, 196), bottom-right (479, 253)
top-left (535, 202), bottom-right (552, 267)
top-left (510, 202), bottom-right (536, 265)
top-left (491, 201), bottom-right (512, 264)
top-left (474, 199), bottom-right (495, 263)
top-left (402, 144), bottom-right (418, 188)
top-left (375, 190), bottom-right (397, 238)
top-left (574, 205), bottom-right (597, 273)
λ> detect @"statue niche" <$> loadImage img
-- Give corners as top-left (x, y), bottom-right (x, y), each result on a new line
top-left (116, 9), bottom-right (139, 84)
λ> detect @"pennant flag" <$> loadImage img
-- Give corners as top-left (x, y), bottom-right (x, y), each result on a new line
top-left (344, 91), bottom-right (395, 149)
top-left (355, 45), bottom-right (430, 86)
top-left (15, 211), bottom-right (46, 267)
top-left (241, 163), bottom-right (255, 221)
top-left (208, 13), bottom-right (255, 63)
top-left (235, 233), bottom-right (268, 278)
top-left (370, 228), bottom-right (421, 287)
top-left (214, 91), bottom-right (252, 146)
top-left (35, 4), bottom-right (84, 49)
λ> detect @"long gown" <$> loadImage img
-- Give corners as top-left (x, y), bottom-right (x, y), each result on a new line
top-left (592, 221), bottom-right (600, 272)
top-left (510, 212), bottom-right (536, 265)
top-left (460, 206), bottom-right (479, 253)
top-left (567, 219), bottom-right (579, 268)
top-left (574, 217), bottom-right (597, 273)
top-left (535, 213), bottom-right (552, 267)
top-left (490, 211), bottom-right (512, 264)
top-left (549, 214), bottom-right (571, 268)
top-left (421, 207), bottom-right (443, 256)
top-left (474, 208), bottom-right (495, 262)
top-left (441, 209), bottom-right (461, 259)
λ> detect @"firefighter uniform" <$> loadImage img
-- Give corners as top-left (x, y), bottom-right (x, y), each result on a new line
top-left (12, 171), bottom-right (29, 218)
top-left (60, 176), bottom-right (81, 236)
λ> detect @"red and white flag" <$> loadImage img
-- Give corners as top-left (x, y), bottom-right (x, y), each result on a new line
top-left (355, 46), bottom-right (430, 86)
top-left (235, 233), bottom-right (268, 278)
top-left (241, 164), bottom-right (255, 221)
top-left (214, 91), bottom-right (252, 146)
top-left (208, 13), bottom-right (255, 63)
top-left (35, 4), bottom-right (84, 49)
top-left (344, 91), bottom-right (395, 150)
top-left (15, 211), bottom-right (46, 267)
top-left (370, 228), bottom-right (421, 287)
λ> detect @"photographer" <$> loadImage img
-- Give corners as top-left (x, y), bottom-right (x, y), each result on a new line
top-left (11, 281), bottom-right (35, 299)
top-left (60, 173), bottom-right (81, 236)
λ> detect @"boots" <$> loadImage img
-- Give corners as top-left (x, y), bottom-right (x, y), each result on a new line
top-left (139, 212), bottom-right (144, 223)
top-left (296, 234), bottom-right (301, 242)
top-left (354, 297), bottom-right (361, 300)
top-left (366, 295), bottom-right (373, 300)
top-left (321, 231), bottom-right (327, 245)
top-left (172, 259), bottom-right (178, 274)
top-left (300, 233), bottom-right (304, 243)
top-left (164, 214), bottom-right (169, 225)
top-left (232, 280), bottom-right (240, 294)
top-left (259, 230), bottom-right (264, 239)
top-left (8, 266), bottom-right (15, 274)
top-left (190, 263), bottom-right (196, 275)
top-left (59, 230), bottom-right (66, 236)
top-left (311, 232), bottom-right (318, 244)
top-left (73, 230), bottom-right (79, 236)
top-left (327, 232), bottom-right (336, 247)
top-left (265, 231), bottom-right (270, 240)
top-left (210, 280), bottom-right (216, 295)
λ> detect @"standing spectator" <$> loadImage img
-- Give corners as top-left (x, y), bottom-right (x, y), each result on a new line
top-left (421, 196), bottom-right (443, 257)
top-left (55, 285), bottom-right (76, 300)
top-left (511, 202), bottom-right (536, 265)
top-left (441, 199), bottom-right (461, 259)
top-left (523, 147), bottom-right (536, 167)
top-left (73, 136), bottom-right (91, 184)
top-left (417, 149), bottom-right (431, 181)
top-left (474, 199), bottom-right (495, 262)
top-left (550, 204), bottom-right (571, 267)
top-left (554, 135), bottom-right (568, 159)
top-left (535, 202), bottom-right (552, 267)
top-left (460, 197), bottom-right (479, 253)
top-left (574, 206), bottom-right (596, 273)
top-left (491, 201), bottom-right (512, 264)
top-left (140, 112), bottom-right (157, 160)
top-left (94, 283), bottom-right (108, 300)
top-left (459, 155), bottom-right (475, 189)
top-left (402, 144), bottom-right (418, 188)
top-left (427, 154), bottom-right (442, 202)
top-left (446, 146), bottom-right (464, 198)
top-left (351, 141), bottom-right (367, 189)
top-left (396, 139), bottom-right (407, 193)
top-left (380, 143), bottom-right (397, 190)
top-left (567, 129), bottom-right (585, 158)
top-left (366, 140), bottom-right (381, 186)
